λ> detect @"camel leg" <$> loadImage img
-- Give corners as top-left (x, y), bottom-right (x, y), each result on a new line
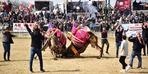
top-left (51, 49), bottom-right (58, 60)
top-left (89, 33), bottom-right (102, 58)
top-left (42, 39), bottom-right (50, 51)
top-left (100, 47), bottom-right (103, 58)
top-left (95, 44), bottom-right (103, 59)
top-left (50, 37), bottom-right (58, 60)
top-left (70, 45), bottom-right (80, 57)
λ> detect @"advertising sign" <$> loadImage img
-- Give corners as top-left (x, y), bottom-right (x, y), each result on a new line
top-left (122, 23), bottom-right (142, 37)
top-left (13, 23), bottom-right (34, 32)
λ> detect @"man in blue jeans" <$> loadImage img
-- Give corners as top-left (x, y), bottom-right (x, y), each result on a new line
top-left (126, 32), bottom-right (145, 71)
top-left (2, 26), bottom-right (15, 61)
top-left (25, 23), bottom-right (45, 72)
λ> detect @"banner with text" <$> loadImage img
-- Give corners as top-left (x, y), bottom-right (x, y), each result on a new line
top-left (13, 23), bottom-right (35, 32)
top-left (122, 23), bottom-right (142, 37)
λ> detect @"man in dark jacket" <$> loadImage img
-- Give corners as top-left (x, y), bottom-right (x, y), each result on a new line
top-left (126, 32), bottom-right (145, 71)
top-left (115, 25), bottom-right (123, 58)
top-left (142, 24), bottom-right (148, 56)
top-left (25, 23), bottom-right (45, 72)
top-left (2, 26), bottom-right (15, 61)
top-left (101, 27), bottom-right (109, 54)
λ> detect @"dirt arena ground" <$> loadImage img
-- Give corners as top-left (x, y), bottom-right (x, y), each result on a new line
top-left (0, 32), bottom-right (148, 74)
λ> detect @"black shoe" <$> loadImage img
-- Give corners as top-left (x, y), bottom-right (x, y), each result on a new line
top-left (137, 66), bottom-right (142, 69)
top-left (4, 59), bottom-right (7, 61)
top-left (34, 56), bottom-right (37, 59)
top-left (106, 51), bottom-right (109, 54)
top-left (30, 69), bottom-right (33, 72)
top-left (143, 54), bottom-right (146, 56)
top-left (40, 69), bottom-right (45, 72)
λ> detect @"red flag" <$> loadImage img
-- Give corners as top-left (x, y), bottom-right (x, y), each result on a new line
top-left (2, 2), bottom-right (12, 12)
top-left (115, 0), bottom-right (131, 11)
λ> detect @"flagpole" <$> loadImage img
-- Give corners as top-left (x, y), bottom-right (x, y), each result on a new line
top-left (105, 0), bottom-right (107, 20)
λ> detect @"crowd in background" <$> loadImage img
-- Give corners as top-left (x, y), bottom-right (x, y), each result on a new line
top-left (0, 6), bottom-right (148, 32)
top-left (0, 1), bottom-right (148, 73)
top-left (0, 1), bottom-right (148, 55)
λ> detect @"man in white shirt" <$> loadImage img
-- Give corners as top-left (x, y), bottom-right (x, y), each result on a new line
top-left (119, 35), bottom-right (128, 72)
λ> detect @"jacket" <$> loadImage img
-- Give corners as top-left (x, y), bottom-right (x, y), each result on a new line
top-left (25, 25), bottom-right (44, 49)
top-left (2, 31), bottom-right (14, 44)
top-left (128, 36), bottom-right (144, 53)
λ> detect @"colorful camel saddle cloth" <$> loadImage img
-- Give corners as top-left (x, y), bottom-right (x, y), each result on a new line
top-left (71, 26), bottom-right (90, 48)
top-left (46, 28), bottom-right (66, 47)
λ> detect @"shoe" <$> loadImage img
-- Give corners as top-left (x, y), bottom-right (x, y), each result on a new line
top-left (143, 54), bottom-right (146, 56)
top-left (4, 59), bottom-right (7, 61)
top-left (106, 51), bottom-right (109, 54)
top-left (53, 58), bottom-right (58, 60)
top-left (34, 57), bottom-right (37, 59)
top-left (30, 69), bottom-right (33, 73)
top-left (40, 69), bottom-right (45, 72)
top-left (137, 66), bottom-right (142, 69)
top-left (116, 56), bottom-right (118, 58)
top-left (125, 65), bottom-right (131, 72)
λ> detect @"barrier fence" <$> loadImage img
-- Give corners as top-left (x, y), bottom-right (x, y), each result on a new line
top-left (10, 22), bottom-right (148, 37)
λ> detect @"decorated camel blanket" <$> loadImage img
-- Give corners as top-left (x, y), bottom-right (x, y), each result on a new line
top-left (70, 25), bottom-right (90, 48)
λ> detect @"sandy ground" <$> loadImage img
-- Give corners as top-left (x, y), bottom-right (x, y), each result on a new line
top-left (0, 32), bottom-right (148, 74)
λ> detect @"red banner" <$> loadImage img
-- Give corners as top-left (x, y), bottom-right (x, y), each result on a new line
top-left (3, 2), bottom-right (12, 12)
top-left (115, 0), bottom-right (131, 11)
